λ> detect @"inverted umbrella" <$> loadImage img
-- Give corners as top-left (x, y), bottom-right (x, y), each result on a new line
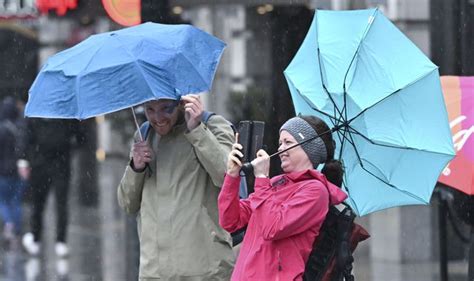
top-left (25, 22), bottom-right (225, 124)
top-left (284, 8), bottom-right (455, 216)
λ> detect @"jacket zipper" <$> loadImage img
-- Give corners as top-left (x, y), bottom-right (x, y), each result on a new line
top-left (278, 250), bottom-right (282, 278)
top-left (278, 251), bottom-right (283, 271)
top-left (278, 250), bottom-right (282, 271)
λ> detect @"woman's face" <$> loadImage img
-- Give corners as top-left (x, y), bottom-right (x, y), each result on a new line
top-left (278, 130), bottom-right (313, 173)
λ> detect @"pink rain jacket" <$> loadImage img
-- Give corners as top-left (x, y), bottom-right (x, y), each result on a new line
top-left (218, 169), bottom-right (347, 281)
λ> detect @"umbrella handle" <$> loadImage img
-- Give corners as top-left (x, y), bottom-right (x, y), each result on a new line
top-left (130, 106), bottom-right (154, 177)
top-left (131, 107), bottom-right (144, 141)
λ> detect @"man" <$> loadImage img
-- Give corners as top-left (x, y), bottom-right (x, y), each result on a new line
top-left (117, 94), bottom-right (235, 280)
top-left (22, 118), bottom-right (78, 257)
top-left (0, 96), bottom-right (26, 245)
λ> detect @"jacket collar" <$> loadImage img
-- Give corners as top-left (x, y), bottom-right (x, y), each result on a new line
top-left (271, 169), bottom-right (347, 205)
top-left (270, 169), bottom-right (317, 187)
top-left (285, 169), bottom-right (322, 182)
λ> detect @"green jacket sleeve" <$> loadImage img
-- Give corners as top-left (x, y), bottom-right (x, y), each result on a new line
top-left (117, 158), bottom-right (146, 215)
top-left (184, 115), bottom-right (234, 187)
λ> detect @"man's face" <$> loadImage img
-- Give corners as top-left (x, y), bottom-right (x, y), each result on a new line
top-left (144, 99), bottom-right (180, 136)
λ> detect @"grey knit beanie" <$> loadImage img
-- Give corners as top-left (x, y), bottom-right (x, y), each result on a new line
top-left (280, 117), bottom-right (327, 166)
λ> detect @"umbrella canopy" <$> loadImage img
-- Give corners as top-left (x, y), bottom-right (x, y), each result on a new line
top-left (284, 8), bottom-right (455, 216)
top-left (25, 22), bottom-right (225, 120)
top-left (438, 76), bottom-right (474, 195)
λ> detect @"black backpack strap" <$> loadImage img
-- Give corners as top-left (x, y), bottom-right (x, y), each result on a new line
top-left (303, 205), bottom-right (357, 281)
top-left (202, 111), bottom-right (236, 134)
top-left (303, 206), bottom-right (339, 281)
top-left (334, 207), bottom-right (356, 281)
top-left (201, 111), bottom-right (216, 124)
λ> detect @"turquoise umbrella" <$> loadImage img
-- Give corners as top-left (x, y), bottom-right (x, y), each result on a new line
top-left (284, 8), bottom-right (455, 216)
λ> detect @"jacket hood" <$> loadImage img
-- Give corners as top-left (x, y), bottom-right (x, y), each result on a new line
top-left (284, 169), bottom-right (348, 205)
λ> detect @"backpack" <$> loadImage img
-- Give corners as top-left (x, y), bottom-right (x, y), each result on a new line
top-left (303, 205), bottom-right (370, 281)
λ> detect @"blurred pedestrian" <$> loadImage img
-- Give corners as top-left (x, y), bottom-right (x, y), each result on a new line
top-left (0, 96), bottom-right (29, 246)
top-left (218, 115), bottom-right (347, 280)
top-left (22, 118), bottom-right (78, 257)
top-left (117, 94), bottom-right (235, 280)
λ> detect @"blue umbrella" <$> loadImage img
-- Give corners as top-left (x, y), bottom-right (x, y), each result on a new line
top-left (284, 8), bottom-right (455, 216)
top-left (25, 22), bottom-right (225, 122)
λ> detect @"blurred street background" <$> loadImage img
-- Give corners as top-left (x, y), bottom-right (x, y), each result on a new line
top-left (1, 0), bottom-right (473, 280)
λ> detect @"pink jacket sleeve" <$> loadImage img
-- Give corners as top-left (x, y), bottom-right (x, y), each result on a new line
top-left (255, 178), bottom-right (330, 241)
top-left (218, 174), bottom-right (253, 233)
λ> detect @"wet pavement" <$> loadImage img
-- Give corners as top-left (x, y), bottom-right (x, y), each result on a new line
top-left (0, 157), bottom-right (470, 281)
top-left (0, 156), bottom-right (136, 281)
top-left (0, 204), bottom-right (104, 281)
top-left (353, 256), bottom-right (468, 281)
top-left (0, 230), bottom-right (469, 281)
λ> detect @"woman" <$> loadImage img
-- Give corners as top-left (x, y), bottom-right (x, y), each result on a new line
top-left (218, 115), bottom-right (347, 281)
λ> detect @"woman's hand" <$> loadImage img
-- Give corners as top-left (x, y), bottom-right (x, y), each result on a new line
top-left (227, 135), bottom-right (244, 177)
top-left (251, 149), bottom-right (270, 178)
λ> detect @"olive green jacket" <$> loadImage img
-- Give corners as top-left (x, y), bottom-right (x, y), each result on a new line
top-left (118, 115), bottom-right (235, 280)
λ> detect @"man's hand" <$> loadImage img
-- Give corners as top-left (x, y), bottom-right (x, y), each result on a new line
top-left (131, 141), bottom-right (154, 171)
top-left (181, 94), bottom-right (204, 131)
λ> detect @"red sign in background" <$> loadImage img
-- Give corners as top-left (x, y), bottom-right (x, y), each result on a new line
top-left (36, 0), bottom-right (78, 16)
top-left (438, 76), bottom-right (474, 195)
top-left (101, 0), bottom-right (140, 26)
top-left (35, 0), bottom-right (140, 26)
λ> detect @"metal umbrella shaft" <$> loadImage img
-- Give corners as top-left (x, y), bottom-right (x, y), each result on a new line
top-left (131, 107), bottom-right (143, 141)
top-left (240, 125), bottom-right (342, 174)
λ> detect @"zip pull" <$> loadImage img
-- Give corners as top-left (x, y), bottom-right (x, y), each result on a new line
top-left (278, 251), bottom-right (282, 271)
